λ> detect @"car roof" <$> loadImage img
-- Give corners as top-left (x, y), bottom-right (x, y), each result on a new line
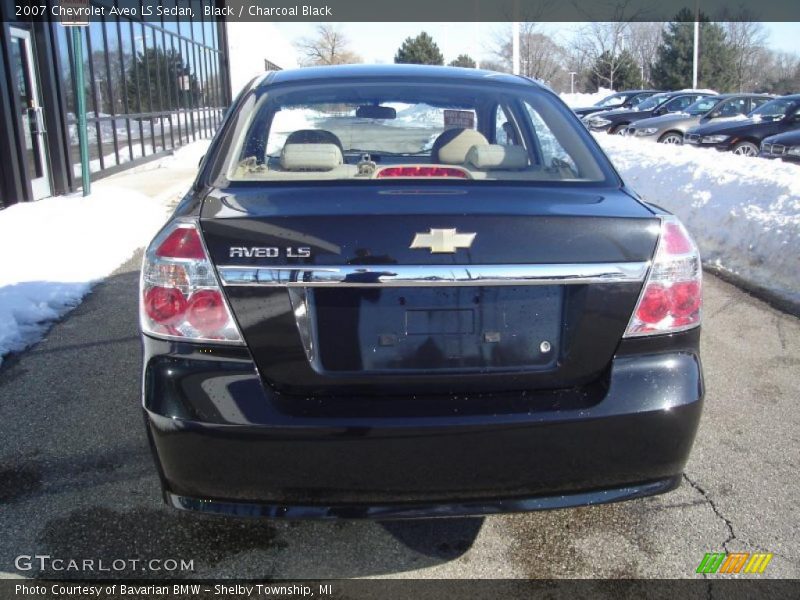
top-left (714, 93), bottom-right (774, 98)
top-left (260, 64), bottom-right (541, 89)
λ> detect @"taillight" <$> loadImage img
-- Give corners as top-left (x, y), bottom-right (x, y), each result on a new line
top-left (624, 216), bottom-right (702, 337)
top-left (140, 220), bottom-right (243, 343)
top-left (376, 166), bottom-right (469, 178)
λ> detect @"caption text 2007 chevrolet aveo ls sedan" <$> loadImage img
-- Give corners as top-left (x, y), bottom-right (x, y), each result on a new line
top-left (139, 65), bottom-right (704, 519)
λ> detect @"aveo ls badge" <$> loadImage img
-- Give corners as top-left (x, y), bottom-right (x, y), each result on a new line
top-left (229, 246), bottom-right (311, 258)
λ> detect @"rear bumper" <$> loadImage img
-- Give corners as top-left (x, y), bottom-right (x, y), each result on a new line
top-left (164, 477), bottom-right (682, 520)
top-left (142, 332), bottom-right (703, 519)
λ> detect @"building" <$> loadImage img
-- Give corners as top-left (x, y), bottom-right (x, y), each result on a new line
top-left (0, 0), bottom-right (232, 208)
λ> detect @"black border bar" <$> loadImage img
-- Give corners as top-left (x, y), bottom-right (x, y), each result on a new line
top-left (12, 0), bottom-right (800, 23)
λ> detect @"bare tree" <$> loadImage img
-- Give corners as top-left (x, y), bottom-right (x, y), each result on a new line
top-left (723, 21), bottom-right (768, 91)
top-left (573, 21), bottom-right (635, 91)
top-left (757, 50), bottom-right (800, 94)
top-left (295, 25), bottom-right (361, 66)
top-left (626, 22), bottom-right (664, 87)
top-left (492, 23), bottom-right (567, 84)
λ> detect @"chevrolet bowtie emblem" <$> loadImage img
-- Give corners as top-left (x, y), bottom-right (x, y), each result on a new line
top-left (410, 228), bottom-right (476, 253)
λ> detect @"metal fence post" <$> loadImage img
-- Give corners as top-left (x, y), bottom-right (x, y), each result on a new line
top-left (71, 27), bottom-right (91, 196)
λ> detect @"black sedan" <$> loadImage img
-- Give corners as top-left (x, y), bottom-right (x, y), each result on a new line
top-left (140, 64), bottom-right (704, 519)
top-left (685, 95), bottom-right (800, 156)
top-left (572, 89), bottom-right (659, 118)
top-left (761, 130), bottom-right (800, 163)
top-left (585, 91), bottom-right (716, 134)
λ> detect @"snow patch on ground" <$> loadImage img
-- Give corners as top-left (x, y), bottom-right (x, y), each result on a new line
top-left (0, 141), bottom-right (211, 366)
top-left (596, 134), bottom-right (800, 306)
top-left (560, 88), bottom-right (613, 108)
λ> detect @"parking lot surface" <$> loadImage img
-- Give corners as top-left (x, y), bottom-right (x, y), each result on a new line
top-left (0, 252), bottom-right (798, 579)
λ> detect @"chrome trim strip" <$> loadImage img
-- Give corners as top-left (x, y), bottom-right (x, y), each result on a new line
top-left (217, 263), bottom-right (650, 287)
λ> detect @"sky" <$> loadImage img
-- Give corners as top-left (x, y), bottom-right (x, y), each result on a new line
top-left (274, 22), bottom-right (800, 65)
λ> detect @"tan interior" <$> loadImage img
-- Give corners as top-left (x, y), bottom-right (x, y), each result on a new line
top-left (230, 128), bottom-right (580, 182)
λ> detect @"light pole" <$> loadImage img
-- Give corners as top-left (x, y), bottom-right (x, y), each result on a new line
top-left (640, 64), bottom-right (645, 89)
top-left (692, 0), bottom-right (700, 88)
top-left (568, 71), bottom-right (576, 94)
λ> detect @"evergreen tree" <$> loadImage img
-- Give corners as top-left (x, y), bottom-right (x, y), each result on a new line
top-left (126, 48), bottom-right (199, 112)
top-left (394, 32), bottom-right (444, 65)
top-left (589, 50), bottom-right (641, 91)
top-left (651, 9), bottom-right (736, 91)
top-left (449, 54), bottom-right (476, 68)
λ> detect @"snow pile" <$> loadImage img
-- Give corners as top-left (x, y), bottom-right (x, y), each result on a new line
top-left (560, 87), bottom-right (613, 108)
top-left (0, 183), bottom-right (174, 365)
top-left (393, 104), bottom-right (446, 128)
top-left (158, 138), bottom-right (212, 170)
top-left (266, 108), bottom-right (325, 154)
top-left (596, 134), bottom-right (800, 306)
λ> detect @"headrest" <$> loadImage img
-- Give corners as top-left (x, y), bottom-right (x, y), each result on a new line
top-left (466, 144), bottom-right (529, 170)
top-left (284, 129), bottom-right (344, 152)
top-left (431, 128), bottom-right (489, 164)
top-left (280, 143), bottom-right (343, 171)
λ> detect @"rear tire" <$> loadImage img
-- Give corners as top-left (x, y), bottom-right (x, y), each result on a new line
top-left (611, 124), bottom-right (629, 135)
top-left (659, 132), bottom-right (684, 145)
top-left (732, 141), bottom-right (759, 157)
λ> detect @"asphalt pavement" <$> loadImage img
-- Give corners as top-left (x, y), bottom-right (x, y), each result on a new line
top-left (1, 241), bottom-right (798, 581)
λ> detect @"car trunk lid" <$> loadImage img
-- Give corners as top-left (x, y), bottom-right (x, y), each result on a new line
top-left (200, 184), bottom-right (658, 395)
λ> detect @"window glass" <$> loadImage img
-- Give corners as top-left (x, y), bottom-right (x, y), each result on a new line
top-left (635, 94), bottom-right (669, 111)
top-left (685, 97), bottom-right (718, 115)
top-left (630, 93), bottom-right (653, 107)
top-left (749, 97), bottom-right (772, 111)
top-left (523, 102), bottom-right (577, 173)
top-left (226, 83), bottom-right (610, 184)
top-left (162, 0), bottom-right (179, 34)
top-left (715, 98), bottom-right (747, 117)
top-left (494, 106), bottom-right (518, 145)
top-left (664, 95), bottom-right (697, 112)
top-left (596, 94), bottom-right (624, 108)
top-left (750, 98), bottom-right (797, 119)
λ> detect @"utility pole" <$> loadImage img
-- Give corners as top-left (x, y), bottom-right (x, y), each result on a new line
top-left (71, 28), bottom-right (90, 196)
top-left (692, 0), bottom-right (700, 89)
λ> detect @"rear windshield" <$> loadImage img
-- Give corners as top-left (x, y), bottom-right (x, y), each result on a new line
top-left (224, 81), bottom-right (613, 184)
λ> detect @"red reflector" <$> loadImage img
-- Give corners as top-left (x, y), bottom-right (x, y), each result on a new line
top-left (662, 222), bottom-right (692, 255)
top-left (144, 286), bottom-right (187, 324)
top-left (156, 227), bottom-right (205, 259)
top-left (186, 289), bottom-right (228, 335)
top-left (376, 166), bottom-right (468, 178)
top-left (636, 284), bottom-right (670, 324)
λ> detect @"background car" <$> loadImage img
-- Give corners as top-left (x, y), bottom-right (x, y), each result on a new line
top-left (684, 95), bottom-right (800, 156)
top-left (572, 90), bottom-right (659, 118)
top-left (625, 94), bottom-right (774, 144)
top-left (760, 130), bottom-right (800, 163)
top-left (584, 91), bottom-right (717, 135)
